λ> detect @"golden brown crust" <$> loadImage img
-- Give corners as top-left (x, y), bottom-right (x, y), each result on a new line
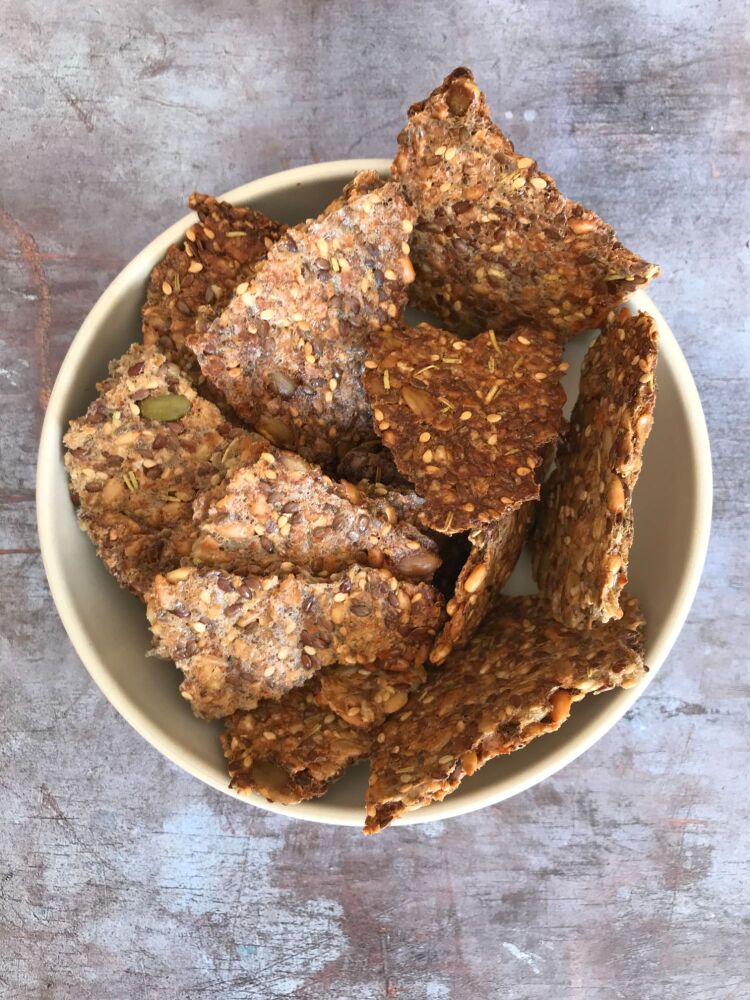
top-left (315, 661), bottom-right (427, 730)
top-left (363, 322), bottom-right (567, 533)
top-left (222, 685), bottom-right (372, 804)
top-left (142, 193), bottom-right (285, 372)
top-left (146, 565), bottom-right (445, 719)
top-left (189, 174), bottom-right (417, 466)
top-left (393, 67), bottom-right (659, 339)
top-left (365, 593), bottom-right (647, 833)
top-left (532, 310), bottom-right (658, 628)
top-left (190, 445), bottom-right (441, 582)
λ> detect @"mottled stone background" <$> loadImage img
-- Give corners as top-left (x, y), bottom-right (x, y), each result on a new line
top-left (1, 1), bottom-right (748, 997)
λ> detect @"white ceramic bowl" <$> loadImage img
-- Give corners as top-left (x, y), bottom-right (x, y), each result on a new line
top-left (37, 159), bottom-right (712, 828)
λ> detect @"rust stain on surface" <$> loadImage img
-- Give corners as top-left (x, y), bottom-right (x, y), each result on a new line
top-left (0, 208), bottom-right (52, 415)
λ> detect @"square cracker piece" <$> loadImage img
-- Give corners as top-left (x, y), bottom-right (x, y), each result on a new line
top-left (142, 193), bottom-right (286, 371)
top-left (146, 564), bottom-right (445, 720)
top-left (189, 172), bottom-right (417, 467)
top-left (532, 310), bottom-right (658, 629)
top-left (63, 344), bottom-right (243, 597)
top-left (365, 593), bottom-right (647, 833)
top-left (222, 684), bottom-right (372, 804)
top-left (393, 67), bottom-right (659, 339)
top-left (430, 504), bottom-right (533, 664)
top-left (363, 321), bottom-right (566, 533)
top-left (191, 445), bottom-right (441, 582)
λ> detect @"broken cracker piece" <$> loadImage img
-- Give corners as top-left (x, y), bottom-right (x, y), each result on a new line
top-left (146, 565), bottom-right (445, 719)
top-left (365, 593), bottom-right (647, 833)
top-left (143, 193), bottom-right (286, 370)
top-left (431, 504), bottom-right (533, 664)
top-left (393, 67), bottom-right (659, 338)
top-left (363, 322), bottom-right (566, 533)
top-left (222, 684), bottom-right (372, 803)
top-left (189, 173), bottom-right (416, 466)
top-left (63, 344), bottom-right (246, 596)
top-left (532, 310), bottom-right (658, 629)
top-left (315, 660), bottom-right (427, 730)
top-left (191, 444), bottom-right (441, 581)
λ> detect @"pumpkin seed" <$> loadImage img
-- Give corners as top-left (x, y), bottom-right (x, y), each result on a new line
top-left (139, 393), bottom-right (191, 421)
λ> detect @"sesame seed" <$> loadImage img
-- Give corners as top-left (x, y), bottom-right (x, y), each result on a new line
top-left (459, 410), bottom-right (472, 421)
top-left (517, 156), bottom-right (534, 168)
top-left (188, 261), bottom-right (203, 273)
top-left (161, 281), bottom-right (172, 296)
top-left (419, 431), bottom-right (431, 443)
top-left (422, 449), bottom-right (433, 463)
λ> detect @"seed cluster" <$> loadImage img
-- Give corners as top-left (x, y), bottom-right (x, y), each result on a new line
top-left (222, 684), bottom-right (373, 804)
top-left (63, 344), bottom-right (245, 596)
top-left (191, 444), bottom-right (441, 582)
top-left (532, 310), bottom-right (658, 628)
top-left (363, 321), bottom-right (568, 533)
top-left (142, 192), bottom-right (286, 376)
top-left (365, 593), bottom-right (647, 833)
top-left (146, 565), bottom-right (445, 719)
top-left (189, 171), bottom-right (417, 466)
top-left (393, 67), bottom-right (659, 339)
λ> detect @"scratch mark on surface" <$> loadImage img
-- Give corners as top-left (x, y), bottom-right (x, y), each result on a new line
top-left (0, 208), bottom-right (52, 415)
top-left (54, 79), bottom-right (95, 132)
top-left (502, 942), bottom-right (543, 975)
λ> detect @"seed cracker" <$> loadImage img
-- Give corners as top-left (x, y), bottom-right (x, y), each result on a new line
top-left (532, 310), bottom-right (658, 628)
top-left (142, 193), bottom-right (285, 371)
top-left (363, 321), bottom-right (567, 533)
top-left (63, 344), bottom-right (245, 596)
top-left (315, 660), bottom-right (427, 730)
top-left (430, 504), bottom-right (533, 664)
top-left (222, 684), bottom-right (372, 804)
top-left (189, 173), bottom-right (417, 466)
top-left (365, 592), bottom-right (647, 833)
top-left (191, 445), bottom-right (442, 581)
top-left (146, 565), bottom-right (445, 719)
top-left (393, 67), bottom-right (660, 339)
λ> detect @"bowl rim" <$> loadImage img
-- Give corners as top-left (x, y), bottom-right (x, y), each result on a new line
top-left (36, 158), bottom-right (713, 829)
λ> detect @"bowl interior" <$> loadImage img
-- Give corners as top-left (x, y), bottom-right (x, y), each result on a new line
top-left (37, 160), bottom-right (712, 827)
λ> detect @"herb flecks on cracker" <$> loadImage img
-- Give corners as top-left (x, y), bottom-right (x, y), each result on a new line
top-left (363, 322), bottom-right (567, 533)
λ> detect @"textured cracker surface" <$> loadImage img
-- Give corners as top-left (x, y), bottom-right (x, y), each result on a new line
top-left (394, 67), bottom-right (659, 339)
top-left (189, 174), bottom-right (416, 466)
top-left (142, 193), bottom-right (285, 373)
top-left (365, 594), bottom-right (647, 833)
top-left (532, 310), bottom-right (658, 628)
top-left (63, 344), bottom-right (239, 596)
top-left (191, 444), bottom-right (441, 581)
top-left (146, 565), bottom-right (445, 719)
top-left (364, 322), bottom-right (566, 532)
top-left (222, 684), bottom-right (372, 803)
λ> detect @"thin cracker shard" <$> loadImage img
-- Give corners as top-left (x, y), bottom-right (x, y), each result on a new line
top-left (189, 173), bottom-right (417, 466)
top-left (363, 322), bottom-right (566, 533)
top-left (63, 344), bottom-right (246, 597)
top-left (142, 193), bottom-right (286, 372)
top-left (532, 310), bottom-right (658, 628)
top-left (365, 593), bottom-right (647, 833)
top-left (222, 684), bottom-right (372, 804)
top-left (315, 660), bottom-right (427, 730)
top-left (191, 444), bottom-right (441, 582)
top-left (393, 66), bottom-right (659, 339)
top-left (146, 565), bottom-right (445, 720)
top-left (430, 504), bottom-right (533, 664)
